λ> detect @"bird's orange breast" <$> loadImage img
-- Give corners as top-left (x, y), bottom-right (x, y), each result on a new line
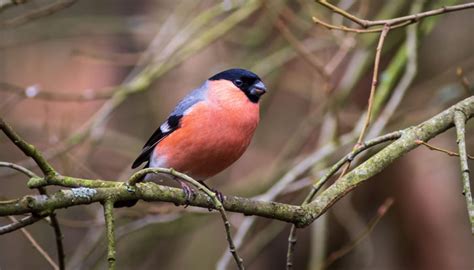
top-left (154, 80), bottom-right (259, 179)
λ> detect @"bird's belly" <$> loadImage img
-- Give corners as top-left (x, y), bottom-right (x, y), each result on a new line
top-left (153, 102), bottom-right (259, 179)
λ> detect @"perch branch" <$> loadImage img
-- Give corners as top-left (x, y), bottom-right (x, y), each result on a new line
top-left (0, 97), bottom-right (473, 227)
top-left (130, 168), bottom-right (245, 269)
top-left (0, 97), bottom-right (473, 226)
top-left (302, 96), bottom-right (474, 223)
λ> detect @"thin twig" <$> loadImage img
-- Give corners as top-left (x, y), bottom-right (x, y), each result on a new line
top-left (103, 200), bottom-right (116, 270)
top-left (315, 131), bottom-right (401, 201)
top-left (416, 140), bottom-right (474, 160)
top-left (317, 0), bottom-right (368, 27)
top-left (240, 8), bottom-right (419, 264)
top-left (334, 162), bottom-right (351, 182)
top-left (314, 1), bottom-right (474, 32)
top-left (130, 168), bottom-right (245, 270)
top-left (286, 176), bottom-right (327, 270)
top-left (356, 24), bottom-right (390, 145)
top-left (0, 118), bottom-right (57, 177)
top-left (286, 225), bottom-right (298, 270)
top-left (359, 2), bottom-right (474, 27)
top-left (219, 106), bottom-right (402, 269)
top-left (322, 198), bottom-right (394, 268)
top-left (0, 161), bottom-right (37, 177)
top-left (285, 131), bottom-right (401, 268)
top-left (0, 215), bottom-right (42, 235)
top-left (217, 130), bottom-right (356, 270)
top-left (453, 110), bottom-right (474, 235)
top-left (313, 16), bottom-right (410, 33)
top-left (0, 161), bottom-right (65, 268)
top-left (366, 10), bottom-right (420, 139)
top-left (8, 216), bottom-right (59, 270)
top-left (270, 8), bottom-right (331, 86)
top-left (33, 187), bottom-right (65, 270)
top-left (48, 213), bottom-right (65, 270)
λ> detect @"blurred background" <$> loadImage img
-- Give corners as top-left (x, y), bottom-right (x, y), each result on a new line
top-left (1, 0), bottom-right (473, 269)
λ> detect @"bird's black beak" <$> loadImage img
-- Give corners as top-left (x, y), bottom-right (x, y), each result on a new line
top-left (250, 81), bottom-right (267, 97)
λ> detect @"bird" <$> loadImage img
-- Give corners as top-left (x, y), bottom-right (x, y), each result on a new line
top-left (118, 68), bottom-right (266, 207)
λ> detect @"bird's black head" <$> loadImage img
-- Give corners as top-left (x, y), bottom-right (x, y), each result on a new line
top-left (209, 68), bottom-right (266, 103)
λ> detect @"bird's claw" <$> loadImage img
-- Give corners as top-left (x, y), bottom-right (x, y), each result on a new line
top-left (214, 190), bottom-right (225, 203)
top-left (180, 181), bottom-right (196, 208)
top-left (197, 181), bottom-right (225, 204)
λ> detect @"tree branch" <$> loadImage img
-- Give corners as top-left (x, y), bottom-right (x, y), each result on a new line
top-left (0, 96), bottom-right (473, 228)
top-left (356, 24), bottom-right (390, 144)
top-left (322, 198), bottom-right (394, 268)
top-left (313, 1), bottom-right (474, 33)
top-left (130, 168), bottom-right (245, 269)
top-left (48, 213), bottom-right (65, 270)
top-left (454, 110), bottom-right (474, 235)
top-left (0, 215), bottom-right (42, 235)
top-left (0, 161), bottom-right (37, 178)
top-left (416, 140), bottom-right (474, 160)
top-left (286, 130), bottom-right (401, 268)
top-left (0, 119), bottom-right (56, 177)
top-left (103, 200), bottom-right (116, 270)
top-left (8, 216), bottom-right (60, 270)
top-left (302, 96), bottom-right (474, 224)
top-left (0, 161), bottom-right (65, 269)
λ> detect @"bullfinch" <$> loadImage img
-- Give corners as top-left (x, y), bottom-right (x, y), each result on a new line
top-left (123, 68), bottom-right (266, 206)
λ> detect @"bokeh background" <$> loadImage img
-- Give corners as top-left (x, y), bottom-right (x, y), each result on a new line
top-left (1, 0), bottom-right (474, 269)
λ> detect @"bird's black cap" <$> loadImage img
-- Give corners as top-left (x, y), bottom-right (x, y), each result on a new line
top-left (209, 68), bottom-right (266, 103)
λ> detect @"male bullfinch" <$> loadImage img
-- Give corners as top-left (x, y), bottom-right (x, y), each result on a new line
top-left (125, 68), bottom-right (266, 205)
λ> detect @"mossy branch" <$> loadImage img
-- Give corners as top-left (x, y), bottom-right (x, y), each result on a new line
top-left (103, 200), bottom-right (116, 270)
top-left (1, 96), bottom-right (473, 228)
top-left (454, 110), bottom-right (474, 235)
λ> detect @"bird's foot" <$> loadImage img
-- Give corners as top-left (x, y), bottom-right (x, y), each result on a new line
top-left (214, 190), bottom-right (225, 204)
top-left (198, 181), bottom-right (225, 203)
top-left (179, 181), bottom-right (196, 207)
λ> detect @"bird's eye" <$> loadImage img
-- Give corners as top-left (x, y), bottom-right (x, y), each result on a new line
top-left (234, 79), bottom-right (243, 87)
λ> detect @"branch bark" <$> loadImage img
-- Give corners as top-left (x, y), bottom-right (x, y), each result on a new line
top-left (1, 96), bottom-right (473, 228)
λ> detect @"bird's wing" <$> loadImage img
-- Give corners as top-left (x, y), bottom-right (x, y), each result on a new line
top-left (131, 82), bottom-right (208, 169)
